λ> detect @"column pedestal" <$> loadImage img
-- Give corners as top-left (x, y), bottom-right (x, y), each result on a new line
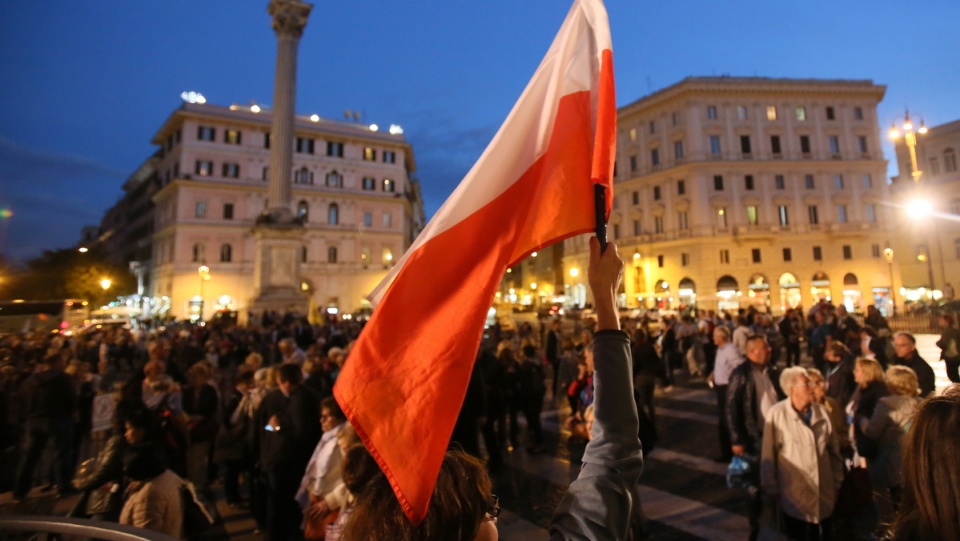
top-left (249, 223), bottom-right (308, 317)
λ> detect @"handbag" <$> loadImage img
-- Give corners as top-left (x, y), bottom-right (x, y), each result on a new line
top-left (85, 483), bottom-right (122, 515)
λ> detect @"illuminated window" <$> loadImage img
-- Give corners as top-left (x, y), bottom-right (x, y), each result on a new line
top-left (225, 129), bottom-right (241, 145)
top-left (383, 178), bottom-right (395, 192)
top-left (766, 106), bottom-right (777, 121)
top-left (195, 160), bottom-right (213, 176)
top-left (778, 205), bottom-right (789, 226)
top-left (747, 205), bottom-right (759, 225)
top-left (363, 147), bottom-right (376, 161)
top-left (796, 107), bottom-right (807, 121)
top-left (297, 201), bottom-right (309, 220)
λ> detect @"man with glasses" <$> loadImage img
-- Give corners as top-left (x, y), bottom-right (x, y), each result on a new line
top-left (892, 332), bottom-right (935, 397)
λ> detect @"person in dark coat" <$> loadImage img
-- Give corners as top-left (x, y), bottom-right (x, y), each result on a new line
top-left (13, 354), bottom-right (77, 499)
top-left (518, 344), bottom-right (546, 453)
top-left (893, 332), bottom-right (936, 398)
top-left (823, 342), bottom-right (857, 408)
top-left (450, 352), bottom-right (488, 458)
top-left (545, 319), bottom-right (562, 397)
top-left (936, 314), bottom-right (960, 384)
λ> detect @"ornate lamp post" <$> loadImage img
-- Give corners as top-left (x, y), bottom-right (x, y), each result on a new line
top-left (198, 263), bottom-right (211, 321)
top-left (882, 247), bottom-right (896, 316)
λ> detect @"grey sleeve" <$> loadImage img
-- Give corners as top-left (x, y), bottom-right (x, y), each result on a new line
top-left (550, 330), bottom-right (644, 541)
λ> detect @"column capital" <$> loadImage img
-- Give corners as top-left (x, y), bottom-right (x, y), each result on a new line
top-left (268, 0), bottom-right (312, 38)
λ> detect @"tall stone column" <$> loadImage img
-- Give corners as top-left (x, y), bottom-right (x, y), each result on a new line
top-left (249, 0), bottom-right (313, 320)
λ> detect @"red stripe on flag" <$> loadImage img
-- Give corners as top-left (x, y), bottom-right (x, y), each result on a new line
top-left (592, 49), bottom-right (616, 218)
top-left (334, 89), bottom-right (600, 523)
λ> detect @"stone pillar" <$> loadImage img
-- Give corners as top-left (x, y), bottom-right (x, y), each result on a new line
top-left (249, 0), bottom-right (313, 319)
top-left (265, 0), bottom-right (312, 221)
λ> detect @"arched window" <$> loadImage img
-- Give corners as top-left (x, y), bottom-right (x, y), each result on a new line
top-left (297, 200), bottom-right (309, 220)
top-left (220, 243), bottom-right (232, 263)
top-left (327, 203), bottom-right (339, 225)
top-left (294, 167), bottom-right (313, 185)
top-left (944, 148), bottom-right (957, 173)
top-left (326, 171), bottom-right (343, 188)
top-left (328, 246), bottom-right (338, 263)
top-left (192, 243), bottom-right (205, 263)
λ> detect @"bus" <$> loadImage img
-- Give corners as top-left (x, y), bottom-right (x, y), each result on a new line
top-left (0, 299), bottom-right (90, 335)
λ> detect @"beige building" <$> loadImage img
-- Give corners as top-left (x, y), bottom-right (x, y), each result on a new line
top-left (563, 76), bottom-right (899, 315)
top-left (890, 117), bottom-right (960, 305)
top-left (148, 101), bottom-right (424, 320)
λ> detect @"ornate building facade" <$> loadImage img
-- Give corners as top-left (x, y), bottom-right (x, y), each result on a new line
top-left (147, 101), bottom-right (424, 320)
top-left (563, 76), bottom-right (899, 315)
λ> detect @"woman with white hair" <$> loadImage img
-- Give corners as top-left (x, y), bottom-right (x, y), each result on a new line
top-left (761, 366), bottom-right (844, 540)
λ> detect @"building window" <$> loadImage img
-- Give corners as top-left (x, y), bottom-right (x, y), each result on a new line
top-left (192, 243), bottom-right (204, 263)
top-left (653, 186), bottom-right (661, 200)
top-left (650, 148), bottom-right (660, 166)
top-left (297, 200), bottom-right (309, 220)
top-left (631, 191), bottom-right (639, 205)
top-left (295, 167), bottom-right (313, 185)
top-left (871, 244), bottom-right (881, 258)
top-left (633, 219), bottom-right (641, 236)
top-left (301, 246), bottom-right (308, 263)
top-left (654, 215), bottom-right (664, 234)
top-left (800, 135), bottom-right (811, 154)
top-left (678, 211), bottom-right (689, 231)
top-left (681, 253), bottom-right (690, 266)
top-left (328, 247), bottom-right (338, 263)
top-left (362, 177), bottom-right (376, 190)
top-left (223, 203), bottom-right (234, 220)
top-left (842, 245), bottom-right (852, 260)
top-left (262, 166), bottom-right (269, 181)
top-left (808, 205), bottom-right (819, 225)
top-left (327, 141), bottom-right (344, 157)
top-left (264, 133), bottom-right (271, 149)
top-left (383, 150), bottom-right (396, 163)
top-left (677, 179), bottom-right (686, 195)
top-left (707, 106), bottom-right (718, 120)
top-left (866, 204), bottom-right (877, 223)
top-left (629, 127), bottom-right (637, 141)
top-left (363, 211), bottom-right (373, 227)
top-left (383, 178), bottom-right (396, 192)
top-left (834, 174), bottom-right (844, 189)
top-left (858, 136), bottom-right (869, 154)
top-left (629, 155), bottom-right (638, 172)
top-left (173, 162), bottom-right (179, 178)
top-left (672, 112), bottom-right (681, 126)
top-left (805, 174), bottom-right (815, 189)
top-left (796, 107), bottom-right (807, 121)
top-left (657, 255), bottom-right (664, 268)
top-left (778, 205), bottom-right (789, 226)
top-left (325, 171), bottom-right (343, 188)
top-left (783, 248), bottom-right (792, 262)
top-left (826, 106), bottom-right (836, 120)
top-left (195, 160), bottom-right (213, 176)
top-left (220, 243), bottom-right (232, 263)
top-left (930, 157), bottom-right (940, 176)
top-left (737, 106), bottom-right (748, 120)
top-left (945, 148), bottom-right (958, 172)
top-left (854, 106), bottom-right (864, 120)
top-left (383, 212), bottom-right (392, 228)
top-left (767, 105), bottom-right (778, 121)
top-left (363, 147), bottom-right (376, 161)
top-left (813, 246), bottom-right (822, 261)
top-left (747, 205), bottom-right (759, 225)
top-left (649, 120), bottom-right (656, 134)
top-left (771, 135), bottom-right (782, 155)
top-left (327, 203), bottom-right (339, 225)
top-left (225, 129), bottom-right (241, 145)
top-left (220, 163), bottom-right (238, 178)
top-left (195, 201), bottom-right (207, 218)
top-left (613, 224), bottom-right (620, 239)
top-left (837, 205), bottom-right (848, 223)
top-left (862, 174), bottom-right (873, 188)
top-left (361, 247), bottom-right (372, 267)
top-left (740, 135), bottom-right (752, 155)
top-left (720, 249), bottom-right (730, 264)
top-left (197, 126), bottom-right (216, 141)
top-left (745, 175), bottom-right (755, 190)
top-left (674, 141), bottom-right (684, 159)
top-left (714, 175), bottom-right (724, 191)
top-left (296, 137), bottom-right (315, 154)
top-left (752, 248), bottom-right (762, 263)
top-left (829, 136), bottom-right (841, 155)
top-left (710, 135), bottom-right (721, 155)
top-left (718, 207), bottom-right (728, 228)
top-left (775, 174), bottom-right (785, 190)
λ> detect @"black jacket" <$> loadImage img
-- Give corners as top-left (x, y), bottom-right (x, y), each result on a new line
top-left (258, 385), bottom-right (321, 474)
top-left (725, 362), bottom-right (783, 455)
top-left (21, 369), bottom-right (77, 420)
top-left (899, 352), bottom-right (936, 398)
top-left (825, 357), bottom-right (857, 408)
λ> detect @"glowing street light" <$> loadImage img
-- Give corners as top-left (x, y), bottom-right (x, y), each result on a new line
top-left (100, 278), bottom-right (111, 291)
top-left (888, 109), bottom-right (927, 183)
top-left (78, 247), bottom-right (89, 253)
top-left (569, 268), bottom-right (579, 278)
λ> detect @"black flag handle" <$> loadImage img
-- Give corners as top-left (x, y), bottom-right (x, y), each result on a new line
top-left (594, 184), bottom-right (607, 253)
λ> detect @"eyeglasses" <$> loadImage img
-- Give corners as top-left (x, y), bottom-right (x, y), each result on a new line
top-left (487, 494), bottom-right (500, 519)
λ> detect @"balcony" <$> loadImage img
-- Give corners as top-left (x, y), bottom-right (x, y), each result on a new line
top-left (733, 224), bottom-right (778, 241)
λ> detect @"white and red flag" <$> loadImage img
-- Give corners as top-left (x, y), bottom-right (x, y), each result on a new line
top-left (334, 0), bottom-right (615, 523)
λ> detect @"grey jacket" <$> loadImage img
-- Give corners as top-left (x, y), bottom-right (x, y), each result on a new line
top-left (550, 330), bottom-right (644, 540)
top-left (862, 394), bottom-right (918, 488)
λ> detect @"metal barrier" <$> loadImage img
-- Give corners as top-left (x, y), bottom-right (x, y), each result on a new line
top-left (0, 516), bottom-right (179, 541)
top-left (888, 315), bottom-right (940, 335)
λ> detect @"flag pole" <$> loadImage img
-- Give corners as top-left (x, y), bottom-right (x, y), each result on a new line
top-left (594, 183), bottom-right (607, 252)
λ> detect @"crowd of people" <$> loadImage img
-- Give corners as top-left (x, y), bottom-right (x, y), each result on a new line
top-left (1, 243), bottom-right (959, 541)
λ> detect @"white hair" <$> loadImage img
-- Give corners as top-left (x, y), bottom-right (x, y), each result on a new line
top-left (779, 366), bottom-right (809, 396)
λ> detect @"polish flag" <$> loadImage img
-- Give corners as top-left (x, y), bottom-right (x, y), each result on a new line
top-left (334, 0), bottom-right (615, 523)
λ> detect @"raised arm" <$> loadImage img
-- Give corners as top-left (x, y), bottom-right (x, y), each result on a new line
top-left (550, 238), bottom-right (644, 541)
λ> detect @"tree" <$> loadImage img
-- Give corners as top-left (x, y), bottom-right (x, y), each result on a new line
top-left (1, 247), bottom-right (135, 302)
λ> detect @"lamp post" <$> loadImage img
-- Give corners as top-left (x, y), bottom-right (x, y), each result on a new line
top-left (198, 263), bottom-right (210, 321)
top-left (888, 110), bottom-right (927, 184)
top-left (882, 247), bottom-right (896, 316)
top-left (100, 278), bottom-right (111, 308)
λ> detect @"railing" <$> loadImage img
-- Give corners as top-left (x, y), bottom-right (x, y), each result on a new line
top-left (888, 314), bottom-right (940, 335)
top-left (0, 516), bottom-right (179, 541)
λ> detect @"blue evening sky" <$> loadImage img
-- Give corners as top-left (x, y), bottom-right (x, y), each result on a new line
top-left (1, 0), bottom-right (957, 262)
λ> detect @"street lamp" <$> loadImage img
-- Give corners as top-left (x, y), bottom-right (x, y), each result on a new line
top-left (198, 264), bottom-right (211, 321)
top-left (100, 278), bottom-right (112, 308)
top-left (883, 248), bottom-right (896, 316)
top-left (888, 110), bottom-right (927, 184)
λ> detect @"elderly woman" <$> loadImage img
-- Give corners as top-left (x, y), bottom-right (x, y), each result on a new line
top-left (887, 384), bottom-right (960, 541)
top-left (761, 366), bottom-right (844, 540)
top-left (859, 365), bottom-right (920, 524)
